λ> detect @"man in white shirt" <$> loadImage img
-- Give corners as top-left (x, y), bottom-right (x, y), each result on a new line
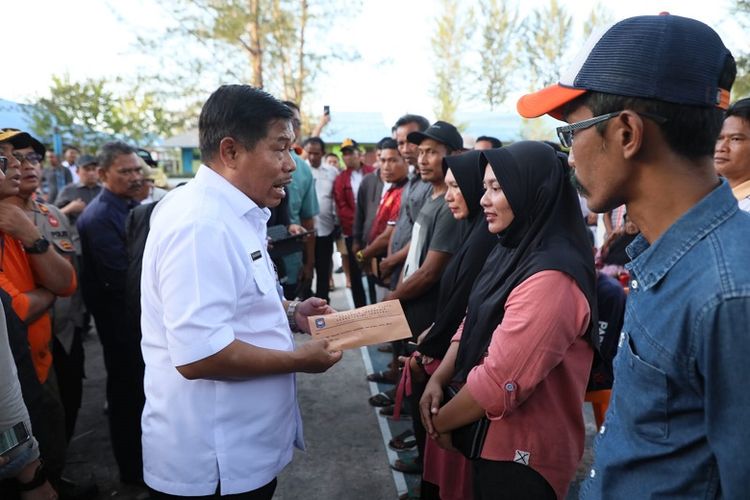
top-left (303, 137), bottom-right (338, 303)
top-left (62, 146), bottom-right (80, 184)
top-left (140, 84), bottom-right (342, 499)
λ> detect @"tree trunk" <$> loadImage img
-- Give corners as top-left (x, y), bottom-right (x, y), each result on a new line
top-left (248, 0), bottom-right (263, 88)
top-left (294, 0), bottom-right (308, 105)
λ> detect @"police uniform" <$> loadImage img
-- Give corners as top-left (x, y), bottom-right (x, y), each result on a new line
top-left (31, 201), bottom-right (85, 441)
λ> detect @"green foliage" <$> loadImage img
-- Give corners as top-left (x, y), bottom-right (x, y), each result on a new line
top-left (733, 55), bottom-right (750, 99)
top-left (731, 0), bottom-right (750, 99)
top-left (521, 0), bottom-right (572, 89)
top-left (29, 75), bottom-right (187, 150)
top-left (477, 0), bottom-right (520, 110)
top-left (431, 0), bottom-right (473, 123)
top-left (133, 0), bottom-right (352, 108)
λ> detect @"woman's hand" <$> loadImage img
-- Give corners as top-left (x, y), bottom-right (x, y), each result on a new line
top-left (420, 378), bottom-right (444, 438)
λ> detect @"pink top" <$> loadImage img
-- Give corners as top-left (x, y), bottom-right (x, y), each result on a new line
top-left (454, 270), bottom-right (592, 499)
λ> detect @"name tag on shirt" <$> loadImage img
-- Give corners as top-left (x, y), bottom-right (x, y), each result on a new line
top-left (251, 250), bottom-right (262, 261)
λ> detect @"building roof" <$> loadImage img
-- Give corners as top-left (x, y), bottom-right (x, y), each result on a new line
top-left (163, 129), bottom-right (199, 148)
top-left (319, 112), bottom-right (392, 144)
top-left (0, 98), bottom-right (35, 132)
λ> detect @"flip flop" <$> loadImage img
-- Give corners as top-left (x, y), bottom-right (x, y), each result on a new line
top-left (366, 370), bottom-right (399, 384)
top-left (388, 430), bottom-right (417, 451)
top-left (391, 457), bottom-right (423, 474)
top-left (380, 404), bottom-right (411, 418)
top-left (368, 392), bottom-right (395, 407)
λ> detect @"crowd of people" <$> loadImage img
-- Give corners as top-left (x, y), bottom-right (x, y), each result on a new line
top-left (1, 12), bottom-right (750, 500)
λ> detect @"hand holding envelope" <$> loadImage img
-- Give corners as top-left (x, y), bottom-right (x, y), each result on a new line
top-left (307, 300), bottom-right (412, 351)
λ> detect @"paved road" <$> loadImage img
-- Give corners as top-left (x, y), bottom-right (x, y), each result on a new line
top-left (62, 269), bottom-right (595, 499)
top-left (63, 272), bottom-right (399, 500)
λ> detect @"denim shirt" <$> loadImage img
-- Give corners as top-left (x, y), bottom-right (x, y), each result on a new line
top-left (582, 180), bottom-right (750, 499)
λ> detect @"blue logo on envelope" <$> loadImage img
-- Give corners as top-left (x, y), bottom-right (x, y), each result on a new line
top-left (315, 318), bottom-right (326, 328)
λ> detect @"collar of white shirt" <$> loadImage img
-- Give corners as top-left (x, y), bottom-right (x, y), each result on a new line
top-left (196, 164), bottom-right (270, 222)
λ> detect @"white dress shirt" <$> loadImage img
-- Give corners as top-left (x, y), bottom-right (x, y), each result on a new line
top-left (140, 165), bottom-right (303, 496)
top-left (309, 162), bottom-right (339, 236)
top-left (62, 160), bottom-right (79, 184)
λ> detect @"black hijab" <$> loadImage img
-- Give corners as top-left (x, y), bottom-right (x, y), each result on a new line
top-left (418, 151), bottom-right (499, 359)
top-left (453, 141), bottom-right (597, 382)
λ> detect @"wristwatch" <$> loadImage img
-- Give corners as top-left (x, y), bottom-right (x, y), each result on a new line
top-left (286, 300), bottom-right (301, 332)
top-left (24, 237), bottom-right (50, 254)
top-left (355, 250), bottom-right (365, 263)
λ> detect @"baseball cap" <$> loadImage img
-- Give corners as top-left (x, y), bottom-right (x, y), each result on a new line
top-left (137, 148), bottom-right (158, 167)
top-left (77, 154), bottom-right (98, 168)
top-left (407, 121), bottom-right (463, 151)
top-left (517, 14), bottom-right (735, 119)
top-left (340, 138), bottom-right (359, 152)
top-left (0, 129), bottom-right (32, 149)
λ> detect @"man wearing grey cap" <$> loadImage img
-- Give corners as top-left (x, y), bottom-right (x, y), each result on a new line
top-left (54, 154), bottom-right (101, 225)
top-left (520, 14), bottom-right (750, 498)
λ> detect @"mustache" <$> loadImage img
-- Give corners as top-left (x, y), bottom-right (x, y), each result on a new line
top-left (569, 170), bottom-right (589, 197)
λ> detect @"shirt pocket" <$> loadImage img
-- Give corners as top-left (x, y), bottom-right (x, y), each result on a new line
top-left (251, 258), bottom-right (275, 295)
top-left (613, 332), bottom-right (669, 441)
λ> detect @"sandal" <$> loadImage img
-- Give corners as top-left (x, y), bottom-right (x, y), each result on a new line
top-left (388, 430), bottom-right (417, 451)
top-left (377, 343), bottom-right (393, 353)
top-left (380, 404), bottom-right (411, 418)
top-left (391, 457), bottom-right (423, 474)
top-left (368, 391), bottom-right (395, 407)
top-left (366, 370), bottom-right (399, 384)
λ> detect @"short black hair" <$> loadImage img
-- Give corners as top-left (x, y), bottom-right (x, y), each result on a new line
top-left (97, 141), bottom-right (137, 170)
top-left (302, 137), bottom-right (326, 152)
top-left (394, 114), bottom-right (429, 132)
top-left (282, 100), bottom-right (300, 112)
top-left (199, 85), bottom-right (293, 162)
top-left (565, 91), bottom-right (724, 160)
top-left (63, 145), bottom-right (80, 154)
top-left (726, 97), bottom-right (750, 123)
top-left (378, 138), bottom-right (398, 151)
top-left (476, 136), bottom-right (503, 148)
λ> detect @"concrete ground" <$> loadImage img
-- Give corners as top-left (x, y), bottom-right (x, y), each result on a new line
top-left (62, 267), bottom-right (595, 499)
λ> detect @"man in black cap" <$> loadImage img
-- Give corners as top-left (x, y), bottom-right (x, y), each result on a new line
top-left (54, 154), bottom-right (102, 224)
top-left (383, 121), bottom-right (463, 475)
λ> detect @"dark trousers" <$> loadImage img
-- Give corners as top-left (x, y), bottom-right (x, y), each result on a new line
top-left (36, 370), bottom-right (68, 483)
top-left (407, 378), bottom-right (427, 463)
top-left (472, 460), bottom-right (556, 500)
top-left (314, 234), bottom-right (334, 303)
top-left (344, 236), bottom-right (366, 307)
top-left (149, 478), bottom-right (277, 499)
top-left (92, 308), bottom-right (145, 483)
top-left (52, 330), bottom-right (85, 442)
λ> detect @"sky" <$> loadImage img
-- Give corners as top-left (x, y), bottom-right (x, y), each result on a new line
top-left (1, 0), bottom-right (744, 127)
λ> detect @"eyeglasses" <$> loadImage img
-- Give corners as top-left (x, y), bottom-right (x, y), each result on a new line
top-left (0, 152), bottom-right (42, 170)
top-left (556, 111), bottom-right (668, 148)
top-left (14, 152), bottom-right (42, 165)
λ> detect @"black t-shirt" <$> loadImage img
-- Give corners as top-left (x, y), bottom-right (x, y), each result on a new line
top-left (588, 272), bottom-right (627, 391)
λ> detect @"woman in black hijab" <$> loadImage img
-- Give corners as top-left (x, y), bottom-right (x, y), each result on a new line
top-left (399, 151), bottom-right (499, 500)
top-left (418, 151), bottom-right (499, 360)
top-left (419, 141), bottom-right (596, 500)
